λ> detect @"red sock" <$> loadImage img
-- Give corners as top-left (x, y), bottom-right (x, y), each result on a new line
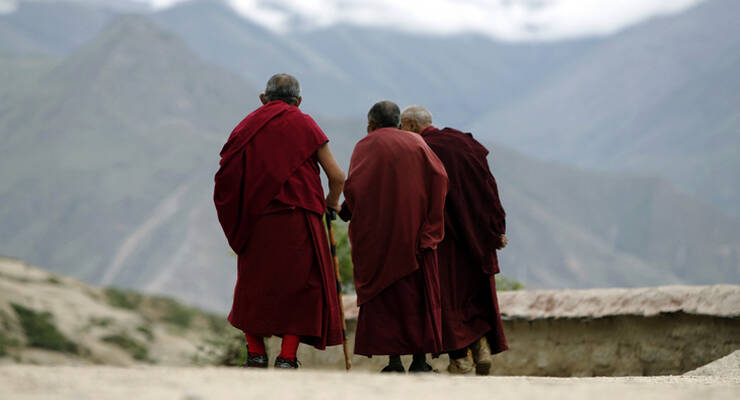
top-left (244, 333), bottom-right (266, 355)
top-left (278, 334), bottom-right (300, 360)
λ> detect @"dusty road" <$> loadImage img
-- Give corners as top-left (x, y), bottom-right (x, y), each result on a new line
top-left (1, 366), bottom-right (738, 400)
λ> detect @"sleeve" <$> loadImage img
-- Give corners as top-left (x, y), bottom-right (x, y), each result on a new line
top-left (486, 162), bottom-right (506, 249)
top-left (418, 147), bottom-right (449, 251)
top-left (305, 114), bottom-right (329, 147)
top-left (338, 201), bottom-right (352, 222)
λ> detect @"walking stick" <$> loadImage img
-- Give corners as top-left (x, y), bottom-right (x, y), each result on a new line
top-left (326, 209), bottom-right (352, 371)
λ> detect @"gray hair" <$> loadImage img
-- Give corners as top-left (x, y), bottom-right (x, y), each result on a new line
top-left (400, 105), bottom-right (433, 126)
top-left (264, 73), bottom-right (301, 105)
top-left (368, 101), bottom-right (401, 129)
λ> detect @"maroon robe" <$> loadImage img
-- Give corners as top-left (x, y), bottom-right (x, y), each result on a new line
top-left (343, 127), bottom-right (448, 356)
top-left (421, 126), bottom-right (508, 354)
top-left (214, 100), bottom-right (342, 350)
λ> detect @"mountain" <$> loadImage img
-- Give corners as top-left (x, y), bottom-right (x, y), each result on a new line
top-left (0, 15), bottom-right (258, 311)
top-left (472, 0), bottom-right (740, 217)
top-left (0, 1), bottom-right (119, 55)
top-left (152, 0), bottom-right (598, 127)
top-left (492, 144), bottom-right (740, 287)
top-left (0, 5), bottom-right (738, 312)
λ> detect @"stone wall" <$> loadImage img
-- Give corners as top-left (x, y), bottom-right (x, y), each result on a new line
top-left (281, 286), bottom-right (740, 376)
top-left (495, 313), bottom-right (740, 376)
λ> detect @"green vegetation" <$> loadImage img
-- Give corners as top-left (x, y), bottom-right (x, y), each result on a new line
top-left (102, 333), bottom-right (150, 362)
top-left (496, 275), bottom-right (524, 291)
top-left (332, 221), bottom-right (355, 292)
top-left (0, 332), bottom-right (15, 356)
top-left (11, 303), bottom-right (79, 354)
top-left (136, 324), bottom-right (155, 341)
top-left (104, 288), bottom-right (143, 310)
top-left (214, 332), bottom-right (248, 367)
top-left (104, 287), bottom-right (202, 329)
top-left (206, 314), bottom-right (230, 333)
top-left (159, 300), bottom-right (195, 329)
top-left (89, 317), bottom-right (114, 327)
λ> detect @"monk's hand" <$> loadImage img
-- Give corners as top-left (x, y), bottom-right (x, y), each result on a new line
top-left (498, 234), bottom-right (508, 249)
top-left (326, 201), bottom-right (340, 214)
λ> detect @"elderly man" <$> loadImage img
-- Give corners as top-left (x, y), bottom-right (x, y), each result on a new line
top-left (400, 105), bottom-right (508, 375)
top-left (340, 101), bottom-right (448, 373)
top-left (214, 74), bottom-right (345, 369)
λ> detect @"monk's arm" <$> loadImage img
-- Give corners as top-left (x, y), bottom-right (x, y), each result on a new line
top-left (488, 174), bottom-right (507, 249)
top-left (419, 156), bottom-right (449, 251)
top-left (317, 143), bottom-right (345, 212)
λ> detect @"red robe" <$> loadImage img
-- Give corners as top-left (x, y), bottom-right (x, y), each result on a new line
top-left (343, 127), bottom-right (448, 356)
top-left (214, 100), bottom-right (342, 349)
top-left (421, 126), bottom-right (508, 354)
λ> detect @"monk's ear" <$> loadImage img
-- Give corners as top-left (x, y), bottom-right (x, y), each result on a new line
top-left (295, 96), bottom-right (302, 107)
top-left (259, 94), bottom-right (268, 105)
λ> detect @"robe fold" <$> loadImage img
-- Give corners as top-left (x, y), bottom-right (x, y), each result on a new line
top-left (214, 100), bottom-right (342, 350)
top-left (421, 126), bottom-right (508, 354)
top-left (343, 127), bottom-right (448, 356)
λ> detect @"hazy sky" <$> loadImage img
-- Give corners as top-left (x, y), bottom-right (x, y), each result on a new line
top-left (2, 0), bottom-right (705, 41)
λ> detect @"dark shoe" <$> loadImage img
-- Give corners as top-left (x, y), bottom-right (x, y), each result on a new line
top-left (244, 352), bottom-right (268, 368)
top-left (274, 356), bottom-right (299, 369)
top-left (381, 364), bottom-right (405, 373)
top-left (408, 362), bottom-right (433, 373)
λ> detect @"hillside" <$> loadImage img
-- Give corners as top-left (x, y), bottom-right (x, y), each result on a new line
top-left (0, 257), bottom-right (240, 366)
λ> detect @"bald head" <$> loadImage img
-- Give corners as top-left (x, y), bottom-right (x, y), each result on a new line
top-left (260, 73), bottom-right (302, 106)
top-left (400, 105), bottom-right (433, 134)
top-left (367, 100), bottom-right (400, 133)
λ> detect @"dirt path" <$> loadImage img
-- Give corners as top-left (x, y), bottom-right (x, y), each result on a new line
top-left (100, 183), bottom-right (190, 286)
top-left (1, 366), bottom-right (738, 400)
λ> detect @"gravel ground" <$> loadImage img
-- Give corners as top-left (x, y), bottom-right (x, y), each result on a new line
top-left (1, 366), bottom-right (738, 400)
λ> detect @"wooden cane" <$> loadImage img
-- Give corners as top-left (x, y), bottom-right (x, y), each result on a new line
top-left (326, 209), bottom-right (352, 371)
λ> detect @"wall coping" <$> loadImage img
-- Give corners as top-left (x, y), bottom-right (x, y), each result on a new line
top-left (341, 285), bottom-right (740, 320)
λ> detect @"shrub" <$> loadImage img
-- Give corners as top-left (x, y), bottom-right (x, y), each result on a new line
top-left (161, 301), bottom-right (194, 329)
top-left (102, 333), bottom-right (150, 361)
top-left (205, 314), bottom-right (229, 334)
top-left (496, 275), bottom-right (524, 291)
top-left (0, 332), bottom-right (9, 356)
top-left (89, 317), bottom-right (114, 327)
top-left (104, 288), bottom-right (143, 310)
top-left (136, 324), bottom-right (154, 341)
top-left (10, 303), bottom-right (78, 354)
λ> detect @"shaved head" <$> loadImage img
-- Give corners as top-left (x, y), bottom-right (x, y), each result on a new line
top-left (400, 105), bottom-right (433, 134)
top-left (261, 73), bottom-right (301, 106)
top-left (367, 100), bottom-right (401, 132)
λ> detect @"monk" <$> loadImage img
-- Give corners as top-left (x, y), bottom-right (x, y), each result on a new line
top-left (214, 74), bottom-right (345, 369)
top-left (340, 101), bottom-right (448, 373)
top-left (400, 105), bottom-right (508, 376)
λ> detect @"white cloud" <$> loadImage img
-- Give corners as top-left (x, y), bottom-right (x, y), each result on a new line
top-left (0, 0), bottom-right (18, 15)
top-left (8, 0), bottom-right (706, 41)
top-left (226, 0), bottom-right (706, 41)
